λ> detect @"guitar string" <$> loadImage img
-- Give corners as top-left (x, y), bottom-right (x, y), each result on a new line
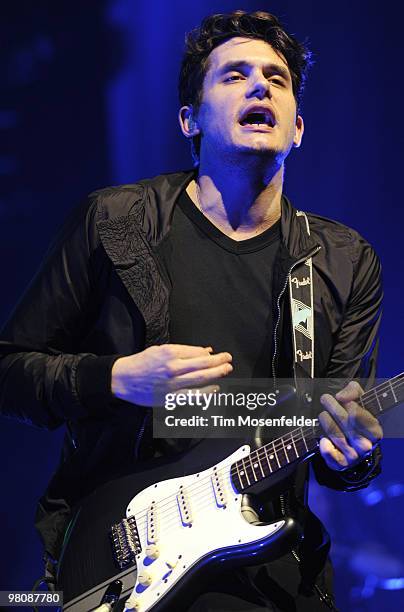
top-left (130, 420), bottom-right (345, 529)
top-left (132, 416), bottom-right (378, 531)
top-left (359, 375), bottom-right (404, 412)
top-left (132, 438), bottom-right (383, 538)
top-left (134, 500), bottom-right (247, 547)
top-left (130, 425), bottom-right (315, 524)
top-left (129, 377), bottom-right (403, 529)
top-left (134, 425), bottom-right (353, 535)
top-left (134, 485), bottom-right (255, 539)
top-left (131, 377), bottom-right (403, 527)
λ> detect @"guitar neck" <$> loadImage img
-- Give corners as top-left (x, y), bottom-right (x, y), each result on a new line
top-left (231, 373), bottom-right (404, 491)
top-left (358, 372), bottom-right (404, 418)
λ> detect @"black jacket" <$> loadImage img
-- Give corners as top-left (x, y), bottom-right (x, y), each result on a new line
top-left (0, 170), bottom-right (382, 567)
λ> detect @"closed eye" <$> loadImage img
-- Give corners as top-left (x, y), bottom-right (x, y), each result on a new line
top-left (224, 73), bottom-right (244, 82)
top-left (269, 76), bottom-right (286, 86)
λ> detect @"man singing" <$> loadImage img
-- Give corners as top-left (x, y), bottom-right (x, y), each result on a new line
top-left (0, 10), bottom-right (383, 611)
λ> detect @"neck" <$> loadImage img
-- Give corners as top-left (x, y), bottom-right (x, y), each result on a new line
top-left (187, 158), bottom-right (283, 240)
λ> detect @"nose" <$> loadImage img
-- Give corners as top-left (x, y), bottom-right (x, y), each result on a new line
top-left (246, 71), bottom-right (272, 100)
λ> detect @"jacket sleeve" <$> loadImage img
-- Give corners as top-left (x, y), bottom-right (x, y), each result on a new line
top-left (0, 195), bottom-right (120, 430)
top-left (312, 232), bottom-right (383, 491)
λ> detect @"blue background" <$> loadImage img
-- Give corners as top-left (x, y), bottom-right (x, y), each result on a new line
top-left (1, 1), bottom-right (403, 609)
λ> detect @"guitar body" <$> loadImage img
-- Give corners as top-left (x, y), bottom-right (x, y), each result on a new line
top-left (56, 372), bottom-right (402, 610)
top-left (58, 438), bottom-right (299, 612)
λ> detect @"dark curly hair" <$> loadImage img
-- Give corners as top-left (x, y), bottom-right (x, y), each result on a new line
top-left (179, 10), bottom-right (313, 159)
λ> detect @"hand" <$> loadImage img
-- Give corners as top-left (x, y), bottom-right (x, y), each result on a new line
top-left (111, 344), bottom-right (233, 407)
top-left (319, 381), bottom-right (383, 471)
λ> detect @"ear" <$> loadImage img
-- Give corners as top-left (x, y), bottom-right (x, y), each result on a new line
top-left (178, 106), bottom-right (200, 138)
top-left (293, 115), bottom-right (304, 148)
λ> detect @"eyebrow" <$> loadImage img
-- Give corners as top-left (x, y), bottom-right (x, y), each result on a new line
top-left (216, 60), bottom-right (291, 81)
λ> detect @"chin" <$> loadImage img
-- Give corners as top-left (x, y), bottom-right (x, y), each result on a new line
top-left (237, 135), bottom-right (280, 153)
top-left (241, 145), bottom-right (280, 157)
top-left (216, 140), bottom-right (282, 162)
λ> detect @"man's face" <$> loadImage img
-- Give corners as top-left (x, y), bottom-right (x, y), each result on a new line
top-left (189, 37), bottom-right (304, 164)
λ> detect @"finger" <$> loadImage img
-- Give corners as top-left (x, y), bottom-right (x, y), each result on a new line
top-left (345, 401), bottom-right (383, 443)
top-left (320, 393), bottom-right (349, 432)
top-left (344, 408), bottom-right (375, 456)
top-left (344, 434), bottom-right (373, 457)
top-left (168, 352), bottom-right (232, 376)
top-left (150, 384), bottom-right (220, 407)
top-left (318, 410), bottom-right (359, 463)
top-left (319, 437), bottom-right (349, 470)
top-left (170, 362), bottom-right (233, 390)
top-left (171, 384), bottom-right (221, 399)
top-left (161, 344), bottom-right (214, 359)
top-left (335, 380), bottom-right (364, 402)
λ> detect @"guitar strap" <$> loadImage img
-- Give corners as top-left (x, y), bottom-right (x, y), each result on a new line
top-left (288, 210), bottom-right (315, 383)
top-left (287, 215), bottom-right (339, 611)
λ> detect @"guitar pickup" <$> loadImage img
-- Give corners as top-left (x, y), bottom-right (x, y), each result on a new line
top-left (147, 502), bottom-right (158, 544)
top-left (177, 485), bottom-right (193, 526)
top-left (211, 466), bottom-right (227, 508)
top-left (110, 516), bottom-right (141, 569)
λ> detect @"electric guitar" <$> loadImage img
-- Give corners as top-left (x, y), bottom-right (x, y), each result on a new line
top-left (57, 374), bottom-right (403, 612)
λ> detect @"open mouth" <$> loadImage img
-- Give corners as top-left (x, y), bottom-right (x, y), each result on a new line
top-left (239, 110), bottom-right (275, 128)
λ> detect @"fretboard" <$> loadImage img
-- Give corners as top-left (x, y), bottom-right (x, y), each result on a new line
top-left (358, 372), bottom-right (404, 417)
top-left (230, 372), bottom-right (404, 492)
top-left (230, 426), bottom-right (319, 491)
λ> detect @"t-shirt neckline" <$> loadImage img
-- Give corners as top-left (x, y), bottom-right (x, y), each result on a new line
top-left (178, 189), bottom-right (281, 254)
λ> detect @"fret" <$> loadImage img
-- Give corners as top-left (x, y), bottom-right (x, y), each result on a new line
top-left (276, 447), bottom-right (287, 466)
top-left (294, 436), bottom-right (308, 458)
top-left (361, 373), bottom-right (404, 417)
top-left (301, 427), bottom-right (309, 452)
top-left (375, 390), bottom-right (382, 412)
top-left (272, 441), bottom-right (281, 468)
top-left (360, 393), bottom-right (379, 417)
top-left (263, 444), bottom-right (273, 473)
top-left (392, 373), bottom-right (404, 404)
top-left (390, 379), bottom-right (398, 403)
top-left (240, 458), bottom-right (251, 487)
top-left (231, 371), bottom-right (404, 494)
top-left (306, 426), bottom-right (320, 453)
top-left (264, 442), bottom-right (281, 473)
top-left (245, 456), bottom-right (256, 484)
top-left (255, 451), bottom-right (266, 478)
top-left (379, 390), bottom-right (390, 401)
top-left (248, 454), bottom-right (259, 482)
top-left (374, 387), bottom-right (392, 412)
top-left (362, 386), bottom-right (394, 416)
top-left (291, 432), bottom-right (299, 458)
top-left (235, 460), bottom-right (245, 490)
top-left (387, 372), bottom-right (404, 402)
top-left (283, 432), bottom-right (300, 462)
top-left (281, 437), bottom-right (289, 463)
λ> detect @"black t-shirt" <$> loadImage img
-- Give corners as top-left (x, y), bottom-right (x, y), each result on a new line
top-left (156, 189), bottom-right (281, 380)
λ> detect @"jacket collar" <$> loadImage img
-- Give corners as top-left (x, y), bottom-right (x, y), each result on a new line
top-left (141, 170), bottom-right (318, 260)
top-left (280, 194), bottom-right (318, 260)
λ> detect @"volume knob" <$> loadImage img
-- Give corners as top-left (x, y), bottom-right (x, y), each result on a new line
top-left (125, 595), bottom-right (140, 610)
top-left (145, 544), bottom-right (160, 560)
top-left (138, 571), bottom-right (152, 587)
top-left (165, 557), bottom-right (178, 570)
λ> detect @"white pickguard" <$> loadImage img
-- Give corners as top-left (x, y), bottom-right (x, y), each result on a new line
top-left (123, 445), bottom-right (285, 611)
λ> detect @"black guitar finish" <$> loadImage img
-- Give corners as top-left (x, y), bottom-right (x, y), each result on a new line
top-left (57, 438), bottom-right (300, 611)
top-left (56, 372), bottom-right (404, 610)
